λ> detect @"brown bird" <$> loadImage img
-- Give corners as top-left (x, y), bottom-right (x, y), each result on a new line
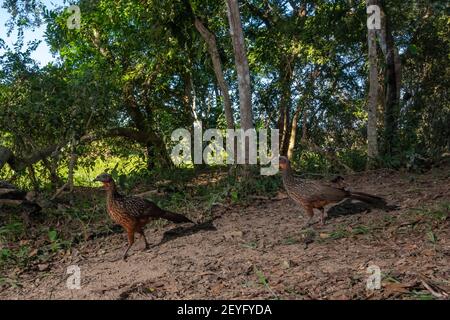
top-left (94, 173), bottom-right (193, 260)
top-left (279, 156), bottom-right (386, 226)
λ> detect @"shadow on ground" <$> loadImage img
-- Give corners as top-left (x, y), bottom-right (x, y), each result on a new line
top-left (327, 198), bottom-right (400, 218)
top-left (158, 221), bottom-right (217, 245)
top-left (327, 199), bottom-right (373, 217)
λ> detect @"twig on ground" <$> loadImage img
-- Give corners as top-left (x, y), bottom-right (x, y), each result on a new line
top-left (419, 274), bottom-right (449, 299)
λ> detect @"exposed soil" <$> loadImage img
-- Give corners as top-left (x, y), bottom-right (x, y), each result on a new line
top-left (1, 168), bottom-right (449, 300)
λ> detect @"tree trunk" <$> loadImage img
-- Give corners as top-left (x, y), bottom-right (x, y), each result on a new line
top-left (41, 157), bottom-right (64, 188)
top-left (146, 137), bottom-right (172, 170)
top-left (366, 0), bottom-right (380, 166)
top-left (279, 61), bottom-right (293, 156)
top-left (287, 104), bottom-right (302, 160)
top-left (290, 67), bottom-right (318, 160)
top-left (225, 0), bottom-right (254, 133)
top-left (194, 17), bottom-right (234, 129)
top-left (378, 1), bottom-right (401, 158)
top-left (51, 145), bottom-right (77, 200)
top-left (146, 143), bottom-right (156, 171)
top-left (0, 181), bottom-right (41, 214)
top-left (0, 144), bottom-right (63, 173)
top-left (226, 0), bottom-right (254, 171)
top-left (302, 107), bottom-right (308, 142)
top-left (189, 75), bottom-right (199, 123)
top-left (123, 85), bottom-right (173, 169)
top-left (183, 71), bottom-right (195, 125)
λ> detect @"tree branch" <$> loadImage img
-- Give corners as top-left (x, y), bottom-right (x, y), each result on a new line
top-left (0, 144), bottom-right (62, 172)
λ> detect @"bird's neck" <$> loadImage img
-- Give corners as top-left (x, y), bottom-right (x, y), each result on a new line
top-left (281, 165), bottom-right (294, 180)
top-left (104, 181), bottom-right (120, 199)
top-left (282, 164), bottom-right (304, 186)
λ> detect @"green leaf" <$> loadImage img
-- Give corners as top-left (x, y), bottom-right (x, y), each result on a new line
top-left (48, 230), bottom-right (58, 242)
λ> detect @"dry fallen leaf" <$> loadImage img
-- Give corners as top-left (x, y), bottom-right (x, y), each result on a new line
top-left (28, 248), bottom-right (39, 257)
top-left (210, 283), bottom-right (225, 295)
top-left (383, 282), bottom-right (411, 297)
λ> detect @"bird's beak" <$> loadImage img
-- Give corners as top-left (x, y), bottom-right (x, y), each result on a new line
top-left (93, 177), bottom-right (100, 183)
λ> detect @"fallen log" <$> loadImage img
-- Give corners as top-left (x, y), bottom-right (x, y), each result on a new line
top-left (0, 181), bottom-right (41, 214)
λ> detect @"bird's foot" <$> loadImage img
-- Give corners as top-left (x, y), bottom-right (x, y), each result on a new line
top-left (302, 219), bottom-right (315, 230)
top-left (121, 246), bottom-right (132, 261)
top-left (318, 209), bottom-right (327, 226)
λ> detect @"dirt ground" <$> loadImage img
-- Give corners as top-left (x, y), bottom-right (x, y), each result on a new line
top-left (1, 168), bottom-right (449, 300)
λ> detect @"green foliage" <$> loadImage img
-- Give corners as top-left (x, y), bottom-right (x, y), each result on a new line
top-left (253, 266), bottom-right (278, 299)
top-left (228, 170), bottom-right (282, 203)
top-left (0, 248), bottom-right (12, 261)
top-left (47, 229), bottom-right (69, 252)
top-left (1, 0), bottom-right (448, 189)
top-left (295, 151), bottom-right (330, 174)
top-left (338, 149), bottom-right (367, 172)
top-left (329, 228), bottom-right (350, 240)
top-left (412, 202), bottom-right (449, 222)
top-left (282, 236), bottom-right (299, 245)
top-left (255, 267), bottom-right (269, 287)
top-left (351, 225), bottom-right (370, 235)
top-left (0, 221), bottom-right (25, 242)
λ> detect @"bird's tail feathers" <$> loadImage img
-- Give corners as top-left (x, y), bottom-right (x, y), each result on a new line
top-left (161, 210), bottom-right (194, 224)
top-left (349, 191), bottom-right (387, 208)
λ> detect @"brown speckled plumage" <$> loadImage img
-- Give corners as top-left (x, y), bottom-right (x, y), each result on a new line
top-left (279, 156), bottom-right (386, 225)
top-left (94, 173), bottom-right (193, 260)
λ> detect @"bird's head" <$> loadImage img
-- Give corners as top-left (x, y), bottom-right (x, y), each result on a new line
top-left (279, 156), bottom-right (290, 171)
top-left (93, 173), bottom-right (114, 188)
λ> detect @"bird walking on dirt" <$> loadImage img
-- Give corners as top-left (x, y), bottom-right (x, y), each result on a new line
top-left (279, 156), bottom-right (387, 226)
top-left (94, 173), bottom-right (193, 260)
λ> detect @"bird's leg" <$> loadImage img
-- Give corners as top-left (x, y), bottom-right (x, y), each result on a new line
top-left (122, 245), bottom-right (132, 260)
top-left (303, 207), bottom-right (315, 228)
top-left (138, 230), bottom-right (150, 250)
top-left (122, 230), bottom-right (135, 260)
top-left (319, 207), bottom-right (327, 225)
top-left (305, 217), bottom-right (314, 228)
